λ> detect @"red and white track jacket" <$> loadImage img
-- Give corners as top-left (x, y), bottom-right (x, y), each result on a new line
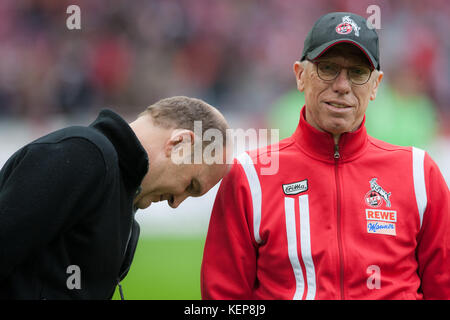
top-left (201, 107), bottom-right (450, 300)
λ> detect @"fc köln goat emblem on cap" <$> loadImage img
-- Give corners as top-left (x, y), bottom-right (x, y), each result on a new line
top-left (335, 16), bottom-right (361, 37)
top-left (364, 178), bottom-right (392, 208)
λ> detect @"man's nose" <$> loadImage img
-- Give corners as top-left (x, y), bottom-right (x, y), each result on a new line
top-left (332, 69), bottom-right (352, 94)
top-left (169, 193), bottom-right (189, 208)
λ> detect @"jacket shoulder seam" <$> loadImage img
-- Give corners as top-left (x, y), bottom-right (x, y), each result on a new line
top-left (368, 138), bottom-right (412, 153)
top-left (247, 138), bottom-right (296, 162)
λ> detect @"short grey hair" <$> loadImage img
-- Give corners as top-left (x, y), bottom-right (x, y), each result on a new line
top-left (140, 96), bottom-right (229, 148)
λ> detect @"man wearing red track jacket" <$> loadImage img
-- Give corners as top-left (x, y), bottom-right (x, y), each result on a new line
top-left (201, 12), bottom-right (450, 300)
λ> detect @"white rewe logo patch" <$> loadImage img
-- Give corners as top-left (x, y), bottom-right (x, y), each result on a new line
top-left (365, 209), bottom-right (397, 236)
top-left (283, 180), bottom-right (308, 195)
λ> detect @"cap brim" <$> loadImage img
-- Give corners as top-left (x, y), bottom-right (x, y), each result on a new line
top-left (305, 39), bottom-right (379, 70)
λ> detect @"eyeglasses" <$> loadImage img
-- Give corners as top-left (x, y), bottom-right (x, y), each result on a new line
top-left (308, 59), bottom-right (373, 85)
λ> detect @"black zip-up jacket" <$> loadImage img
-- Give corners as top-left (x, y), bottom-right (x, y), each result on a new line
top-left (0, 109), bottom-right (148, 299)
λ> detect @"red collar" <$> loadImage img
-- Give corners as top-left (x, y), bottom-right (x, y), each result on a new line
top-left (291, 106), bottom-right (369, 162)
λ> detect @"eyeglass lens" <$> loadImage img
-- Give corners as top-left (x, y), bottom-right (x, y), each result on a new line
top-left (317, 61), bottom-right (371, 84)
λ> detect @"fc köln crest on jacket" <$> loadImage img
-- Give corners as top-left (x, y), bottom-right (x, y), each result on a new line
top-left (364, 178), bottom-right (397, 236)
top-left (365, 178), bottom-right (391, 208)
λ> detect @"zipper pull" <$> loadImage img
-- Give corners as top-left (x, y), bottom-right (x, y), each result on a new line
top-left (118, 280), bottom-right (125, 300)
top-left (334, 144), bottom-right (340, 159)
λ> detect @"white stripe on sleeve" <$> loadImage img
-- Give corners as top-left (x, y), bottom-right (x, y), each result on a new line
top-left (412, 147), bottom-right (427, 228)
top-left (236, 152), bottom-right (262, 244)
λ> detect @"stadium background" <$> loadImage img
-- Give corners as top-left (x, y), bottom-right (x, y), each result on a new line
top-left (0, 0), bottom-right (449, 299)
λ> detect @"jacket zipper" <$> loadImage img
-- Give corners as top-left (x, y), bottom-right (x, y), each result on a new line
top-left (334, 144), bottom-right (345, 300)
top-left (115, 204), bottom-right (138, 301)
top-left (113, 202), bottom-right (138, 300)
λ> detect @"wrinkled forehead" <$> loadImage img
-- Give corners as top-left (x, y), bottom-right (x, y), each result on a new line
top-left (316, 43), bottom-right (371, 66)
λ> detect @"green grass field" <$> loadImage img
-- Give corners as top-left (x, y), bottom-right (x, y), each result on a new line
top-left (112, 236), bottom-right (206, 300)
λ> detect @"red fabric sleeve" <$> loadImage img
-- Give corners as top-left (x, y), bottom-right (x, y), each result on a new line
top-left (201, 160), bottom-right (258, 299)
top-left (416, 153), bottom-right (450, 299)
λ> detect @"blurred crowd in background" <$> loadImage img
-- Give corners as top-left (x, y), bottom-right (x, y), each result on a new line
top-left (0, 0), bottom-right (449, 154)
top-left (0, 1), bottom-right (447, 296)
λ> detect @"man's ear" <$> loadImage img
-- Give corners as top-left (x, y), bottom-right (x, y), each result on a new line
top-left (370, 70), bottom-right (384, 101)
top-left (164, 129), bottom-right (195, 159)
top-left (293, 61), bottom-right (307, 92)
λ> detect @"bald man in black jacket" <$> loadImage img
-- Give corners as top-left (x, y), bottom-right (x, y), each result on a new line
top-left (0, 96), bottom-right (230, 299)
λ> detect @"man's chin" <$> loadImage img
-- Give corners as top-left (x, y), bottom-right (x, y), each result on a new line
top-left (321, 119), bottom-right (358, 136)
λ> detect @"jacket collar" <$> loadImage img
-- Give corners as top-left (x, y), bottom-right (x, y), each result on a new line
top-left (291, 106), bottom-right (369, 163)
top-left (90, 109), bottom-right (149, 190)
